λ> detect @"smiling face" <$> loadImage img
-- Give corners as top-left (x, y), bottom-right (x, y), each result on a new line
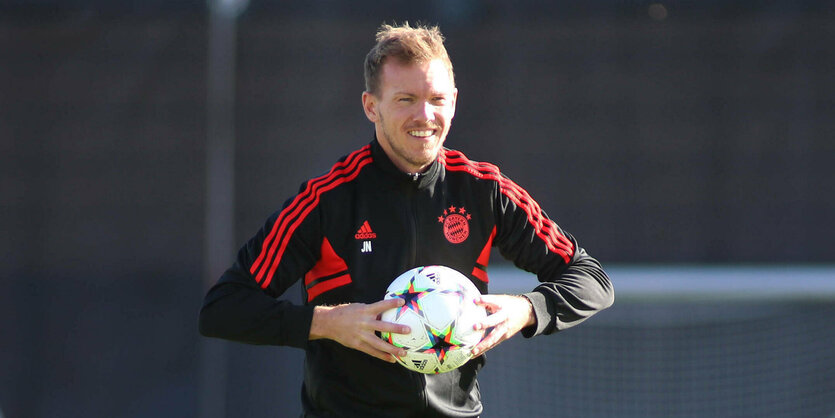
top-left (362, 58), bottom-right (458, 174)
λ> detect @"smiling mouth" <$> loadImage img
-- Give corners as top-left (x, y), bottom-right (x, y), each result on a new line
top-left (407, 129), bottom-right (437, 138)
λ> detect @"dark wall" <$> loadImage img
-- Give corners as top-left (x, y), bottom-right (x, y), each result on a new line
top-left (1, 3), bottom-right (834, 417)
top-left (232, 12), bottom-right (835, 264)
top-left (1, 14), bottom-right (207, 417)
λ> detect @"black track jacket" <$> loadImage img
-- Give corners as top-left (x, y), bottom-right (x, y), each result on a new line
top-left (199, 139), bottom-right (614, 417)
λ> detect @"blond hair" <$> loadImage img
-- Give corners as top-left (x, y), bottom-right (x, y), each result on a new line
top-left (363, 22), bottom-right (455, 95)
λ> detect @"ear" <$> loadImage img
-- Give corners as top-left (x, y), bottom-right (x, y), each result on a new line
top-left (362, 91), bottom-right (379, 123)
top-left (449, 88), bottom-right (459, 119)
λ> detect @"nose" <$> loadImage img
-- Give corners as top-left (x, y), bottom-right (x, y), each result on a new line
top-left (415, 101), bottom-right (436, 123)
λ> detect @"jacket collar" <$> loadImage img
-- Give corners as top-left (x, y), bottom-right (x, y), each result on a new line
top-left (370, 137), bottom-right (442, 190)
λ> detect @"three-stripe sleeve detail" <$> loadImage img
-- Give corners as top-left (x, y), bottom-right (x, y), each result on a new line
top-left (249, 146), bottom-right (372, 289)
top-left (442, 150), bottom-right (574, 263)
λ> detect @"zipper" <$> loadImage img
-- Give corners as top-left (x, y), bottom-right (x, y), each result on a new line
top-left (404, 172), bottom-right (424, 267)
top-left (405, 185), bottom-right (418, 268)
top-left (403, 179), bottom-right (426, 408)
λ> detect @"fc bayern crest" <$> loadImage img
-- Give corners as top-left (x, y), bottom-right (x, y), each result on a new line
top-left (438, 205), bottom-right (471, 244)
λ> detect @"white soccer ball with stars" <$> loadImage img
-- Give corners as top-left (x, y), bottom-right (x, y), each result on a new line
top-left (380, 265), bottom-right (487, 374)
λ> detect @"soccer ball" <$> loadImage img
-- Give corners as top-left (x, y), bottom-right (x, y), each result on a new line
top-left (380, 265), bottom-right (487, 374)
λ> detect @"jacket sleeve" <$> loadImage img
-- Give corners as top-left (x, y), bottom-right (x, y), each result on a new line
top-left (492, 174), bottom-right (614, 337)
top-left (198, 192), bottom-right (322, 348)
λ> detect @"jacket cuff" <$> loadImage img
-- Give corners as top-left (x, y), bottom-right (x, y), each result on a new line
top-left (520, 291), bottom-right (551, 338)
top-left (282, 303), bottom-right (316, 349)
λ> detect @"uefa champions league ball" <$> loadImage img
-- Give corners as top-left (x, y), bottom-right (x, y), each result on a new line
top-left (380, 265), bottom-right (487, 374)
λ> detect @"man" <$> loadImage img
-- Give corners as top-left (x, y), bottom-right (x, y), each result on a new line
top-left (199, 23), bottom-right (614, 417)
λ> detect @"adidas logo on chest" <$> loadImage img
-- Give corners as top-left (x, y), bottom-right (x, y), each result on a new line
top-left (355, 220), bottom-right (376, 253)
top-left (354, 220), bottom-right (377, 240)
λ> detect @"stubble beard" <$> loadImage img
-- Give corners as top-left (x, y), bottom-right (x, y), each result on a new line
top-left (379, 114), bottom-right (441, 173)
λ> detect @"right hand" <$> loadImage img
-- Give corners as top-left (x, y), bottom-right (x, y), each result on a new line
top-left (309, 298), bottom-right (411, 363)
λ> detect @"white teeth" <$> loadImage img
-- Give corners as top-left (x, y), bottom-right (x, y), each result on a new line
top-left (409, 130), bottom-right (434, 137)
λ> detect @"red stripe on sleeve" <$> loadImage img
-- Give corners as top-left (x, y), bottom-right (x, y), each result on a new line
top-left (471, 226), bottom-right (496, 283)
top-left (304, 237), bottom-right (350, 286)
top-left (471, 267), bottom-right (488, 283)
top-left (304, 237), bottom-right (352, 301)
top-left (261, 158), bottom-right (372, 288)
top-left (477, 226), bottom-right (496, 266)
top-left (250, 146), bottom-right (369, 277)
top-left (306, 274), bottom-right (352, 301)
top-left (250, 146), bottom-right (372, 288)
top-left (442, 150), bottom-right (574, 263)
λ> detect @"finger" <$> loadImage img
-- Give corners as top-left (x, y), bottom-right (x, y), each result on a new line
top-left (471, 333), bottom-right (498, 357)
top-left (374, 319), bottom-right (411, 335)
top-left (363, 336), bottom-right (408, 361)
top-left (370, 297), bottom-right (405, 313)
top-left (473, 297), bottom-right (503, 315)
top-left (343, 328), bottom-right (406, 363)
top-left (473, 295), bottom-right (498, 308)
top-left (361, 343), bottom-right (400, 363)
top-left (370, 301), bottom-right (411, 334)
top-left (474, 310), bottom-right (508, 330)
top-left (472, 324), bottom-right (506, 356)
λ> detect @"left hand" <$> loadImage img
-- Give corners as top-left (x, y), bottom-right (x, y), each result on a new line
top-left (470, 294), bottom-right (536, 357)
